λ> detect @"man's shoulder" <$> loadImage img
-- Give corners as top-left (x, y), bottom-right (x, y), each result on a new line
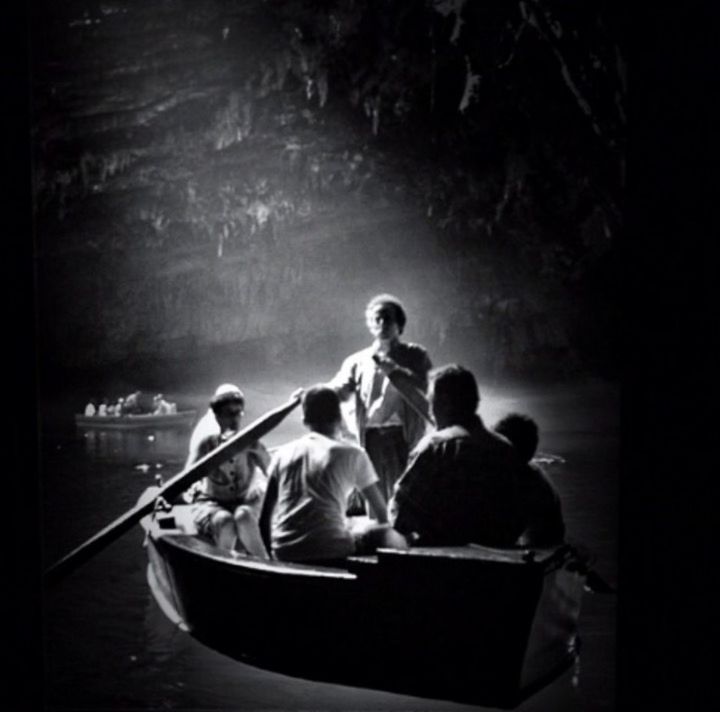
top-left (273, 433), bottom-right (310, 454)
top-left (394, 341), bottom-right (429, 359)
top-left (414, 424), bottom-right (470, 453)
top-left (275, 433), bottom-right (368, 466)
top-left (392, 341), bottom-right (432, 374)
top-left (325, 434), bottom-right (369, 460)
top-left (195, 432), bottom-right (222, 459)
top-left (399, 339), bottom-right (428, 352)
top-left (416, 420), bottom-right (516, 454)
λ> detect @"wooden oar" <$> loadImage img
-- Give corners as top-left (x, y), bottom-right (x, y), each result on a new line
top-left (44, 394), bottom-right (302, 587)
top-left (372, 354), bottom-right (434, 425)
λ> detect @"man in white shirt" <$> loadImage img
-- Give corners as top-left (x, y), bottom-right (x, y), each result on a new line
top-left (259, 385), bottom-right (406, 563)
top-left (331, 294), bottom-right (432, 503)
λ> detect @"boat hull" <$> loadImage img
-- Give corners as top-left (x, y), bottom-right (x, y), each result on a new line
top-left (75, 411), bottom-right (196, 430)
top-left (145, 511), bottom-right (584, 707)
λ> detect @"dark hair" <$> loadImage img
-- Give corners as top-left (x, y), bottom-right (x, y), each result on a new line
top-left (303, 385), bottom-right (342, 426)
top-left (430, 364), bottom-right (479, 419)
top-left (494, 413), bottom-right (539, 462)
top-left (366, 293), bottom-right (407, 332)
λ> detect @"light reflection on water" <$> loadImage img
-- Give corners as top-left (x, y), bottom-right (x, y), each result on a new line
top-left (41, 379), bottom-right (617, 711)
top-left (80, 427), bottom-right (191, 463)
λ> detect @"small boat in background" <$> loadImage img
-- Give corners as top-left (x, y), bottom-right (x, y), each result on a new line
top-left (75, 410), bottom-right (197, 431)
top-left (141, 497), bottom-right (587, 708)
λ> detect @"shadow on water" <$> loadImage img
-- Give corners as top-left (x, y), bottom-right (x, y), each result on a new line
top-left (40, 373), bottom-right (617, 711)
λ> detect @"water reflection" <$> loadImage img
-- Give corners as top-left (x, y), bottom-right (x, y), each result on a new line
top-left (80, 427), bottom-right (189, 465)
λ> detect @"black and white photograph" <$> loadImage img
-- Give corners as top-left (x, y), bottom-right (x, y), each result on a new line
top-left (11, 0), bottom-right (673, 710)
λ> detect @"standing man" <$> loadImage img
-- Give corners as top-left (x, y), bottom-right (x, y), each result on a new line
top-left (389, 364), bottom-right (525, 547)
top-left (259, 385), bottom-right (403, 563)
top-left (331, 294), bottom-right (432, 502)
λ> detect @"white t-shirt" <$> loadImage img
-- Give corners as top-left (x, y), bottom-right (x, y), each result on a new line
top-left (268, 432), bottom-right (378, 561)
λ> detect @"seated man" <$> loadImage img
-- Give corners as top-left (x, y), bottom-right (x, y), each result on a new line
top-left (153, 393), bottom-right (173, 415)
top-left (259, 385), bottom-right (406, 563)
top-left (122, 390), bottom-right (151, 414)
top-left (493, 413), bottom-right (566, 547)
top-left (389, 364), bottom-right (525, 547)
top-left (186, 384), bottom-right (270, 556)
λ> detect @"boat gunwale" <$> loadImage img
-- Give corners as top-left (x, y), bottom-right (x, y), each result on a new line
top-left (75, 410), bottom-right (196, 422)
top-left (150, 530), bottom-right (358, 580)
top-left (75, 410), bottom-right (198, 429)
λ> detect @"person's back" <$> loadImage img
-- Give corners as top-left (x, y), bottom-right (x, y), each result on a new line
top-left (391, 417), bottom-right (524, 547)
top-left (494, 413), bottom-right (565, 547)
top-left (153, 395), bottom-right (172, 415)
top-left (260, 385), bottom-right (393, 563)
top-left (268, 432), bottom-right (377, 561)
top-left (517, 461), bottom-right (565, 546)
top-left (124, 391), bottom-right (140, 414)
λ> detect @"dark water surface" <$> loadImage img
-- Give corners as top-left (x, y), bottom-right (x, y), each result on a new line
top-left (40, 375), bottom-right (617, 711)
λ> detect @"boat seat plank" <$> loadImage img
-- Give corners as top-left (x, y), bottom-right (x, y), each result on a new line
top-left (376, 544), bottom-right (567, 567)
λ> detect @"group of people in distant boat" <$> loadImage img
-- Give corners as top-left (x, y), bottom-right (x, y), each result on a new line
top-left (84, 391), bottom-right (177, 417)
top-left (183, 293), bottom-right (565, 563)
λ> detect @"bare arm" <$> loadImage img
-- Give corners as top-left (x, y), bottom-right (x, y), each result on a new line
top-left (258, 471), bottom-right (278, 553)
top-left (248, 441), bottom-right (271, 476)
top-left (329, 356), bottom-right (358, 402)
top-left (360, 481), bottom-right (388, 523)
top-left (388, 446), bottom-right (435, 539)
top-left (184, 444), bottom-right (200, 471)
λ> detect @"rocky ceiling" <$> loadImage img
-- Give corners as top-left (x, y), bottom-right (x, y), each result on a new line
top-left (30, 0), bottom-right (624, 379)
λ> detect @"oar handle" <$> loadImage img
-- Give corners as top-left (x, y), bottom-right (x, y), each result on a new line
top-left (44, 395), bottom-right (302, 587)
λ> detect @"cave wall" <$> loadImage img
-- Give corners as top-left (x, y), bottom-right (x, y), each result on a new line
top-left (30, 0), bottom-right (624, 380)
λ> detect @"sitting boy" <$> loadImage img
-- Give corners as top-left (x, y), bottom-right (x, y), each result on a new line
top-left (493, 413), bottom-right (566, 547)
top-left (186, 384), bottom-right (270, 556)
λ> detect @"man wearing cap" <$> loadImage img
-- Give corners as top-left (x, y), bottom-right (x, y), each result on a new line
top-left (186, 384), bottom-right (270, 556)
top-left (330, 294), bottom-right (432, 503)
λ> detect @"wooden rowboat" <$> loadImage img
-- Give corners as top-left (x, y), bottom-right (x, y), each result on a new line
top-left (141, 499), bottom-right (587, 708)
top-left (75, 410), bottom-right (197, 431)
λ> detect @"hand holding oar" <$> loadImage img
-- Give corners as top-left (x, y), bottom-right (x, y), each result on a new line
top-left (44, 393), bottom-right (303, 587)
top-left (372, 353), bottom-right (434, 425)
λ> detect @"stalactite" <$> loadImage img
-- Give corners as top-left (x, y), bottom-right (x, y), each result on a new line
top-left (458, 56), bottom-right (481, 113)
top-left (519, 0), bottom-right (617, 149)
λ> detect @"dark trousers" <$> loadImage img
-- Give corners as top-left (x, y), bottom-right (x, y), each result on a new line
top-left (345, 425), bottom-right (408, 515)
top-left (365, 425), bottom-right (408, 501)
